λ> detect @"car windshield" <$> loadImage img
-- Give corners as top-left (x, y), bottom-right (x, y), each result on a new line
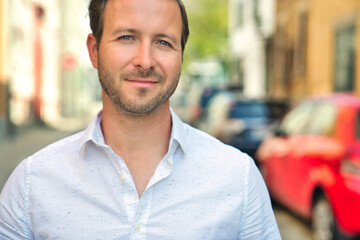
top-left (229, 102), bottom-right (269, 118)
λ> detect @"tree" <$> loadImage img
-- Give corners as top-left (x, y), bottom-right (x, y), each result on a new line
top-left (183, 0), bottom-right (228, 68)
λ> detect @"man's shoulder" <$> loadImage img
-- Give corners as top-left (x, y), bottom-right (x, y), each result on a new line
top-left (26, 130), bottom-right (85, 163)
top-left (184, 123), bottom-right (242, 151)
top-left (183, 123), bottom-right (250, 164)
top-left (178, 123), bottom-right (255, 190)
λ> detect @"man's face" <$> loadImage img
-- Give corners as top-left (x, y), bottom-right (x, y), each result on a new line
top-left (89, 0), bottom-right (183, 116)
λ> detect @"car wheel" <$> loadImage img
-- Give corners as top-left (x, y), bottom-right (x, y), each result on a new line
top-left (312, 195), bottom-right (350, 240)
top-left (312, 195), bottom-right (335, 240)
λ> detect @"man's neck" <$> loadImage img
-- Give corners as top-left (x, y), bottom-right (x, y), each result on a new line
top-left (100, 99), bottom-right (172, 198)
top-left (101, 103), bottom-right (172, 159)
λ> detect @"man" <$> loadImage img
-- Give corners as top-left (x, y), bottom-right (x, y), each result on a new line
top-left (0, 0), bottom-right (281, 239)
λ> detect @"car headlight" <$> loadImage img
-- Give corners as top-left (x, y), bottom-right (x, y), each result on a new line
top-left (340, 159), bottom-right (360, 177)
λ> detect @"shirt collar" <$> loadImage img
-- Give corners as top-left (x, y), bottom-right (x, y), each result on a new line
top-left (79, 108), bottom-right (188, 157)
top-left (169, 108), bottom-right (187, 156)
top-left (78, 111), bottom-right (106, 155)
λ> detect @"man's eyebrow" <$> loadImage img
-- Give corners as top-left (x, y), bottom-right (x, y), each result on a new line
top-left (112, 28), bottom-right (138, 36)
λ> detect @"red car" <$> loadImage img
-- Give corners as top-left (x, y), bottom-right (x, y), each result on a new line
top-left (257, 93), bottom-right (360, 240)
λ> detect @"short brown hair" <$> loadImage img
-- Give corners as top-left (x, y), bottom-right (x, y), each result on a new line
top-left (88, 0), bottom-right (189, 53)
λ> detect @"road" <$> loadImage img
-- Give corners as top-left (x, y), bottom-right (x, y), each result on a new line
top-left (0, 125), bottom-right (313, 239)
top-left (0, 125), bottom-right (78, 190)
top-left (274, 204), bottom-right (313, 239)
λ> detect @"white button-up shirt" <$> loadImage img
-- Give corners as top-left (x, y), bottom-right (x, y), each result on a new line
top-left (0, 110), bottom-right (281, 239)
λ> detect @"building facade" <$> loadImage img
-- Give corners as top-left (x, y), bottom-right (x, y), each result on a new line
top-left (0, 0), bottom-right (7, 139)
top-left (5, 0), bottom-right (61, 127)
top-left (59, 0), bottom-right (101, 124)
top-left (0, 0), bottom-right (100, 139)
top-left (0, 0), bottom-right (10, 140)
top-left (228, 0), bottom-right (276, 98)
top-left (269, 0), bottom-right (360, 103)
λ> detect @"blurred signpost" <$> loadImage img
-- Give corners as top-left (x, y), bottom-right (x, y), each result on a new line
top-left (62, 52), bottom-right (78, 71)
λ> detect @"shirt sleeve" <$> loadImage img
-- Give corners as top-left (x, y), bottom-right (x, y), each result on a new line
top-left (237, 156), bottom-right (282, 240)
top-left (0, 160), bottom-right (34, 239)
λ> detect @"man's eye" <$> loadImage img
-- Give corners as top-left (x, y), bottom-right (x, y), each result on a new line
top-left (119, 35), bottom-right (132, 40)
top-left (158, 40), bottom-right (171, 47)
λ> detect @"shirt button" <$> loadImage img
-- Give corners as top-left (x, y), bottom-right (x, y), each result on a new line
top-left (134, 223), bottom-right (141, 231)
top-left (120, 176), bottom-right (126, 183)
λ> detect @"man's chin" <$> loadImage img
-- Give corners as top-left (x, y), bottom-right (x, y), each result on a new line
top-left (112, 99), bottom-right (165, 117)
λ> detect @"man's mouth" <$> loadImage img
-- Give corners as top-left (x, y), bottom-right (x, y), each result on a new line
top-left (125, 79), bottom-right (159, 87)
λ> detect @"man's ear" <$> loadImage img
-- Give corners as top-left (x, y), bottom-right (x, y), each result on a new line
top-left (87, 33), bottom-right (98, 69)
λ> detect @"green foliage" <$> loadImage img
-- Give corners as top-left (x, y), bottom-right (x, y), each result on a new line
top-left (182, 0), bottom-right (228, 69)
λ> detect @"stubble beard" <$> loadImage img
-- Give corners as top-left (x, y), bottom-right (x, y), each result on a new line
top-left (98, 62), bottom-right (180, 117)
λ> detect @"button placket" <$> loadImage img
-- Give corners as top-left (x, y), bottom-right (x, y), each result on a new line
top-left (104, 147), bottom-right (140, 223)
top-left (120, 175), bottom-right (127, 183)
top-left (134, 223), bottom-right (141, 231)
top-left (130, 188), bottom-right (153, 240)
top-left (117, 158), bottom-right (139, 223)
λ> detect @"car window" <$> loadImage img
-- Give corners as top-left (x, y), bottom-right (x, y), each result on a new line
top-left (229, 102), bottom-right (269, 118)
top-left (279, 101), bottom-right (314, 135)
top-left (267, 102), bottom-right (289, 119)
top-left (305, 102), bottom-right (336, 136)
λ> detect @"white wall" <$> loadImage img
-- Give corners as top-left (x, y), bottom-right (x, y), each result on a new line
top-left (8, 0), bottom-right (61, 125)
top-left (228, 0), bottom-right (275, 98)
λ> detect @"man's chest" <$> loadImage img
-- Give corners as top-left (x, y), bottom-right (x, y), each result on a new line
top-left (30, 173), bottom-right (243, 240)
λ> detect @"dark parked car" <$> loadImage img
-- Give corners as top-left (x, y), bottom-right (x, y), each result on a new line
top-left (227, 99), bottom-right (288, 159)
top-left (257, 93), bottom-right (360, 240)
top-left (199, 92), bottom-right (288, 160)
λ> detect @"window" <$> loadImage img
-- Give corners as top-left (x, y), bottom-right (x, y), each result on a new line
top-left (229, 102), bottom-right (269, 119)
top-left (229, 59), bottom-right (244, 89)
top-left (253, 0), bottom-right (261, 28)
top-left (237, 2), bottom-right (244, 27)
top-left (356, 112), bottom-right (360, 139)
top-left (294, 11), bottom-right (308, 76)
top-left (334, 24), bottom-right (356, 91)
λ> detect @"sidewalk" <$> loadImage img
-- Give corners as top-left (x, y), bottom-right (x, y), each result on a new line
top-left (0, 124), bottom-right (83, 191)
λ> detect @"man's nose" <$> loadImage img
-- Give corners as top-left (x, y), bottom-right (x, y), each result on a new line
top-left (132, 41), bottom-right (156, 70)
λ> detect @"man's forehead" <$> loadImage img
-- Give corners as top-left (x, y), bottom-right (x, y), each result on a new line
top-left (105, 0), bottom-right (180, 9)
top-left (103, 0), bottom-right (182, 35)
top-left (104, 0), bottom-right (180, 19)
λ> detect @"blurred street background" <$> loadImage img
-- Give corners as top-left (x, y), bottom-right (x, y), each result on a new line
top-left (1, 0), bottom-right (360, 239)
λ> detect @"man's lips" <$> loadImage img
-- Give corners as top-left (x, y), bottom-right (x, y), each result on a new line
top-left (125, 79), bottom-right (159, 87)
